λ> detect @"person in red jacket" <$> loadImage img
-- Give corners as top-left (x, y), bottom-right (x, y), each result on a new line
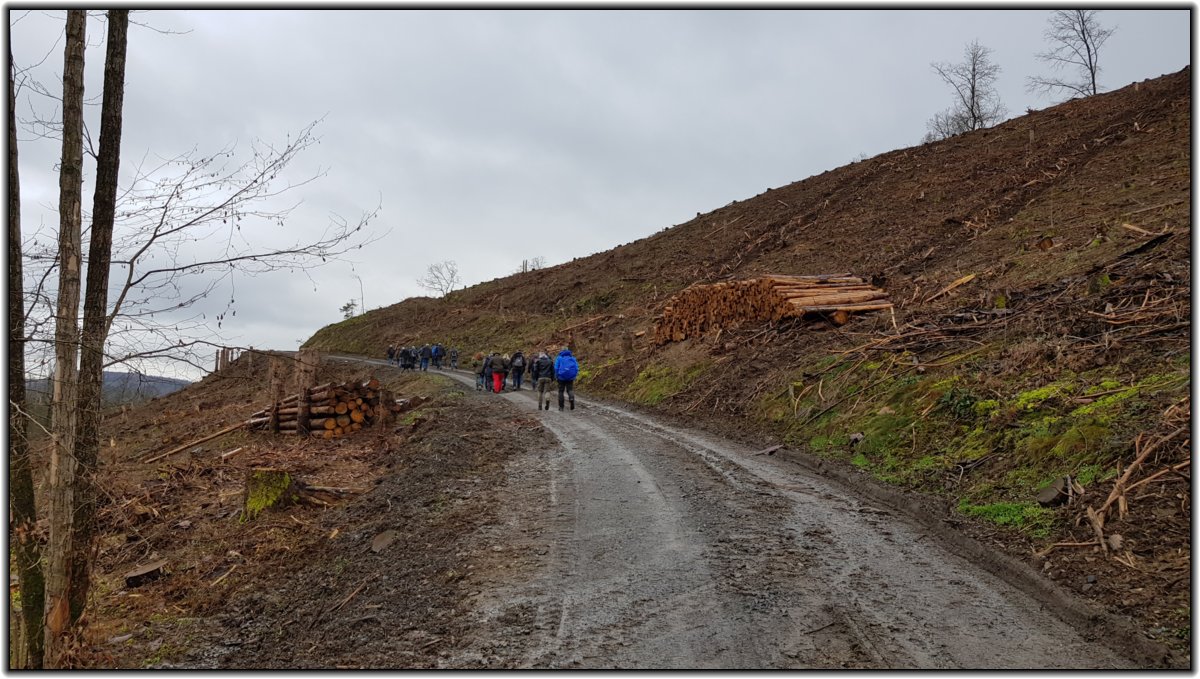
top-left (491, 352), bottom-right (510, 393)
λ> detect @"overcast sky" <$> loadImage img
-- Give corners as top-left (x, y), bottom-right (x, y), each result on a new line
top-left (9, 7), bottom-right (1191, 380)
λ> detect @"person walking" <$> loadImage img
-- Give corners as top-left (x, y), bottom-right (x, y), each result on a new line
top-left (554, 347), bottom-right (578, 411)
top-left (419, 344), bottom-right (432, 371)
top-left (510, 350), bottom-right (527, 391)
top-left (450, 347), bottom-right (459, 370)
top-left (482, 352), bottom-right (494, 392)
top-left (531, 351), bottom-right (554, 411)
top-left (471, 352), bottom-right (484, 390)
top-left (491, 352), bottom-right (510, 393)
top-left (386, 344), bottom-right (396, 367)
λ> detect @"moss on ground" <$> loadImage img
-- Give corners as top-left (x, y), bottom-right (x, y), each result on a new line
top-left (957, 500), bottom-right (1057, 537)
top-left (624, 362), bottom-right (707, 406)
top-left (748, 344), bottom-right (1188, 541)
top-left (243, 469), bottom-right (294, 521)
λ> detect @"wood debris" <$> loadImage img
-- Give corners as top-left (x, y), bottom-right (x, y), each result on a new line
top-left (245, 377), bottom-right (408, 440)
top-left (123, 559), bottom-right (168, 588)
top-left (654, 274), bottom-right (891, 344)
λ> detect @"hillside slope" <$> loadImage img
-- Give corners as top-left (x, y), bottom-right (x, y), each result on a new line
top-left (308, 67), bottom-right (1188, 359)
top-left (305, 69), bottom-right (1190, 649)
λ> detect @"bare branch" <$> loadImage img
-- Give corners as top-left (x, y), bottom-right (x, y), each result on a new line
top-left (1026, 10), bottom-right (1116, 100)
top-left (925, 40), bottom-right (1006, 142)
top-left (417, 260), bottom-right (461, 297)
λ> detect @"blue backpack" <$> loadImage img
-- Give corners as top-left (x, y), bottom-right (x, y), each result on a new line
top-left (556, 354), bottom-right (579, 381)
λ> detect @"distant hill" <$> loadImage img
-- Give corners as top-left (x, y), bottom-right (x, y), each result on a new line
top-left (26, 371), bottom-right (191, 407)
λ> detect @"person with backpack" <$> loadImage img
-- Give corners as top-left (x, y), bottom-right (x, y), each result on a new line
top-left (554, 347), bottom-right (578, 411)
top-left (530, 351), bottom-right (555, 411)
top-left (450, 347), bottom-right (459, 370)
top-left (419, 344), bottom-right (432, 371)
top-left (386, 344), bottom-right (396, 367)
top-left (491, 352), bottom-right (510, 393)
top-left (482, 352), bottom-right (494, 392)
top-left (510, 350), bottom-right (527, 390)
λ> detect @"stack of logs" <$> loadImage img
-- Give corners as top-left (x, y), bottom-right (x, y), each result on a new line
top-left (247, 377), bottom-right (408, 439)
top-left (654, 274), bottom-right (891, 344)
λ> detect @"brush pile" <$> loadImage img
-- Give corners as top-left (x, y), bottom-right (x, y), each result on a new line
top-left (246, 377), bottom-right (408, 439)
top-left (654, 274), bottom-right (891, 344)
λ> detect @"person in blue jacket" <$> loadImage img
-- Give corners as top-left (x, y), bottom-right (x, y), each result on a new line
top-left (553, 347), bottom-right (579, 411)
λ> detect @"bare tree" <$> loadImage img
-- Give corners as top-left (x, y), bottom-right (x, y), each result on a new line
top-left (44, 9), bottom-right (86, 666)
top-left (9, 44), bottom-right (45, 670)
top-left (1027, 9), bottom-right (1115, 100)
top-left (514, 256), bottom-right (546, 274)
top-left (339, 299), bottom-right (358, 319)
top-left (70, 10), bottom-right (128, 656)
top-left (924, 40), bottom-right (1006, 142)
top-left (417, 260), bottom-right (461, 297)
top-left (14, 13), bottom-right (383, 667)
top-left (15, 120), bottom-right (382, 379)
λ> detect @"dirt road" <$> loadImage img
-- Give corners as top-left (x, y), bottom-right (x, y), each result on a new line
top-left (343, 359), bottom-right (1134, 669)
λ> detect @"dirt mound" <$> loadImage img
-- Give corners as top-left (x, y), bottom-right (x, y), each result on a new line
top-left (73, 353), bottom-right (553, 668)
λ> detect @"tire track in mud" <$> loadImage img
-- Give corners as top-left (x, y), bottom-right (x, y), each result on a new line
top-left (335, 359), bottom-right (1135, 669)
top-left (575, 399), bottom-right (1132, 669)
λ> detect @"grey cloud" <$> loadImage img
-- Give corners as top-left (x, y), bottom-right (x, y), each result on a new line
top-left (12, 8), bottom-right (1189, 379)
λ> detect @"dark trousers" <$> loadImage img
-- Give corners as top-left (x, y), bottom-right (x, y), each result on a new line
top-left (483, 368), bottom-right (493, 391)
top-left (558, 380), bottom-right (575, 409)
top-left (512, 367), bottom-right (525, 390)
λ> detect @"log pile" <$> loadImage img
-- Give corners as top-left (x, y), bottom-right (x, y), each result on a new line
top-left (246, 377), bottom-right (410, 439)
top-left (654, 274), bottom-right (891, 344)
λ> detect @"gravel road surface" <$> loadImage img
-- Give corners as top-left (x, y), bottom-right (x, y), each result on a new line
top-left (342, 359), bottom-right (1133, 669)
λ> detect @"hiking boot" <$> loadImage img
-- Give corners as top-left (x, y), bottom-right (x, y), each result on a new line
top-left (570, 400), bottom-right (575, 410)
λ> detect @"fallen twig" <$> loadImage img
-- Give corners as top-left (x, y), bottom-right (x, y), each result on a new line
top-left (209, 564), bottom-right (238, 588)
top-left (1035, 540), bottom-right (1099, 558)
top-left (1125, 458), bottom-right (1191, 495)
top-left (331, 575), bottom-right (372, 613)
top-left (924, 273), bottom-right (977, 303)
top-left (143, 421), bottom-right (249, 464)
top-left (803, 621), bottom-right (836, 635)
top-left (1099, 426), bottom-right (1187, 519)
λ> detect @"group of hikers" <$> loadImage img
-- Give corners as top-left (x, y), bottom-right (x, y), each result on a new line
top-left (386, 343), bottom-right (458, 371)
top-left (471, 347), bottom-right (579, 411)
top-left (384, 341), bottom-right (579, 411)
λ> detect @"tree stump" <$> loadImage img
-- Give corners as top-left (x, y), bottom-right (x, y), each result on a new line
top-left (243, 467), bottom-right (355, 520)
top-left (243, 468), bottom-right (297, 521)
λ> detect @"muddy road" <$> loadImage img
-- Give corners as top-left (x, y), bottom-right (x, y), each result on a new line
top-left (339, 358), bottom-right (1134, 669)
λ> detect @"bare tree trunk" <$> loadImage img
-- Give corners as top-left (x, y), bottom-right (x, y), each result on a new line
top-left (44, 9), bottom-right (86, 668)
top-left (9, 46), bottom-right (45, 670)
top-left (72, 8), bottom-right (129, 637)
